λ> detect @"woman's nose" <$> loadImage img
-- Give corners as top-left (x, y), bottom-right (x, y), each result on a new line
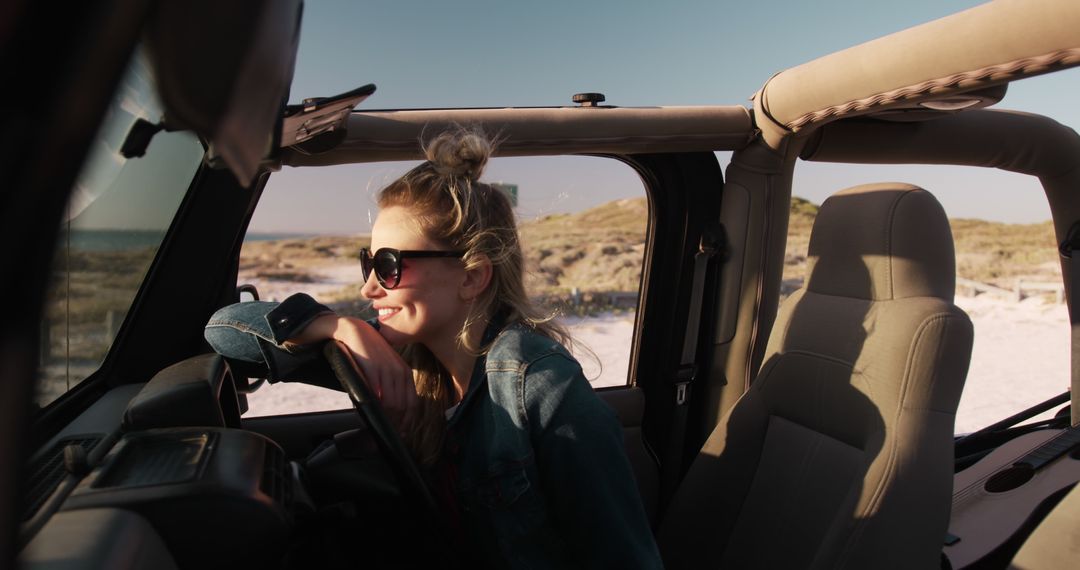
top-left (360, 269), bottom-right (384, 299)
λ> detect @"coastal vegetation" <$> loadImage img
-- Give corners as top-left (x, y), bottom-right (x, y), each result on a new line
top-left (237, 195), bottom-right (1060, 298)
top-left (42, 195), bottom-right (1062, 378)
top-left (782, 196), bottom-right (1060, 289)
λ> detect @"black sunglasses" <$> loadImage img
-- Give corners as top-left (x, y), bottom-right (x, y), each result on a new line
top-left (359, 247), bottom-right (465, 289)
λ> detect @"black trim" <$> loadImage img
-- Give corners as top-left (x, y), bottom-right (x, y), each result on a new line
top-left (620, 153), bottom-right (725, 499)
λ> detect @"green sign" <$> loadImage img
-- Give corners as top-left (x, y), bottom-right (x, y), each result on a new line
top-left (491, 183), bottom-right (518, 207)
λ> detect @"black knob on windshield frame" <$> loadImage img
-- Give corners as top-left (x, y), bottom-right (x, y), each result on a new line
top-left (572, 93), bottom-right (606, 107)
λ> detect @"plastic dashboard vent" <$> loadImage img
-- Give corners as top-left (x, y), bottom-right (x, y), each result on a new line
top-left (260, 444), bottom-right (291, 506)
top-left (22, 435), bottom-right (104, 521)
top-left (96, 432), bottom-right (211, 488)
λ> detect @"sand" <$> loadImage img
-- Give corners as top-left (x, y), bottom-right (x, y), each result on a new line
top-left (239, 265), bottom-right (365, 302)
top-left (953, 295), bottom-right (1069, 433)
top-left (242, 286), bottom-right (1072, 435)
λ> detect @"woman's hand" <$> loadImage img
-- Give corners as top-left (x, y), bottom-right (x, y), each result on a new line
top-left (293, 314), bottom-right (418, 432)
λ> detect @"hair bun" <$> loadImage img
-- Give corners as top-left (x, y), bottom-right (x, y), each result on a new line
top-left (425, 129), bottom-right (492, 181)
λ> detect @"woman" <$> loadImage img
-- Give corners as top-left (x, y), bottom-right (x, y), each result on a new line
top-left (205, 129), bottom-right (662, 568)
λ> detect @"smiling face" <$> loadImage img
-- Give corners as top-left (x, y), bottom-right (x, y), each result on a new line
top-left (361, 205), bottom-right (471, 348)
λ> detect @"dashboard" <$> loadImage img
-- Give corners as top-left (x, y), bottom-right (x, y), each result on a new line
top-left (20, 355), bottom-right (300, 570)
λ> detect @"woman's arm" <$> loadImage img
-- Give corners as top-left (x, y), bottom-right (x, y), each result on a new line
top-left (302, 312), bottom-right (419, 430)
top-left (203, 293), bottom-right (340, 387)
top-left (522, 354), bottom-right (663, 569)
top-left (204, 293), bottom-right (418, 427)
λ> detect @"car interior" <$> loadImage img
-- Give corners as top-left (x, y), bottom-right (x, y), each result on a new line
top-left (5, 0), bottom-right (1080, 569)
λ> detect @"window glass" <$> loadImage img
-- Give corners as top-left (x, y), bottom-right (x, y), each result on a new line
top-left (239, 156), bottom-right (646, 417)
top-left (37, 54), bottom-right (203, 408)
top-left (784, 164), bottom-right (1068, 435)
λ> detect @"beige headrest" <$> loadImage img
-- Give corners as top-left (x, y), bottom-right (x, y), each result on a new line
top-left (806, 184), bottom-right (955, 301)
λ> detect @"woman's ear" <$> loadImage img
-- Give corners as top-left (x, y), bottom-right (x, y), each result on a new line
top-left (460, 255), bottom-right (493, 301)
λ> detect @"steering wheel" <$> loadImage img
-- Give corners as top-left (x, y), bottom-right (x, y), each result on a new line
top-left (322, 340), bottom-right (440, 515)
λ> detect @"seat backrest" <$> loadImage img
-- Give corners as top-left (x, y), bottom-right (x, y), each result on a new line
top-left (659, 183), bottom-right (973, 569)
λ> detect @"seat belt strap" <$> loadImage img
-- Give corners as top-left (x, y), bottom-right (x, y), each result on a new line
top-left (1059, 223), bottom-right (1080, 426)
top-left (661, 222), bottom-right (724, 503)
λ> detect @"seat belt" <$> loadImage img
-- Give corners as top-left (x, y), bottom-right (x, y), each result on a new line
top-left (1059, 223), bottom-right (1080, 426)
top-left (661, 221), bottom-right (725, 504)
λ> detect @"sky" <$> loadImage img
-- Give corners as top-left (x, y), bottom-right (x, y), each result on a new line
top-left (248, 0), bottom-right (1080, 233)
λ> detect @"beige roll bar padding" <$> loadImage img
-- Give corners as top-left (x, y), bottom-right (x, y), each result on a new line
top-left (802, 110), bottom-right (1079, 179)
top-left (282, 105), bottom-right (754, 166)
top-left (803, 109), bottom-right (1080, 421)
top-left (753, 0), bottom-right (1080, 151)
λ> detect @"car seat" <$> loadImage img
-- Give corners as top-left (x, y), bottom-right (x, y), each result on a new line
top-left (658, 183), bottom-right (974, 569)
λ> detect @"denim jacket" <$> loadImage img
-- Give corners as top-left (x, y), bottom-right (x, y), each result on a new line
top-left (205, 294), bottom-right (662, 569)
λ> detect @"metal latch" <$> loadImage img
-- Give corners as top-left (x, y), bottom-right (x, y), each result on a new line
top-left (674, 364), bottom-right (696, 405)
top-left (675, 382), bottom-right (689, 406)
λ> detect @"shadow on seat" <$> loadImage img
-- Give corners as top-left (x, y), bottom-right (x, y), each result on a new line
top-left (659, 183), bottom-right (973, 569)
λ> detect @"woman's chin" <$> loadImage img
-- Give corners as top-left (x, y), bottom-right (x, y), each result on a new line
top-left (377, 326), bottom-right (412, 348)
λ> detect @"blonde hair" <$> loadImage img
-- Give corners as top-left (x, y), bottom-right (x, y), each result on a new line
top-left (379, 128), bottom-right (570, 466)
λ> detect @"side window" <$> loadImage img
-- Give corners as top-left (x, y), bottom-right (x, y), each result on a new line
top-left (239, 156), bottom-right (647, 417)
top-left (785, 170), bottom-right (1068, 435)
top-left (37, 54), bottom-right (203, 408)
